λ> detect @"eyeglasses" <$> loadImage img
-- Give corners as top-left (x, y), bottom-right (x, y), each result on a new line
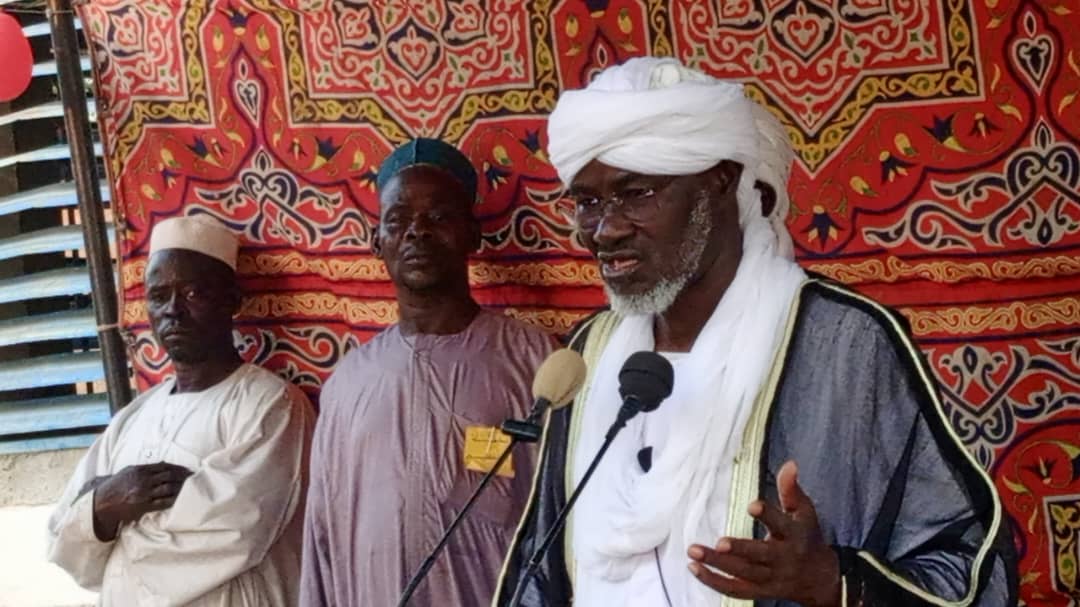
top-left (566, 176), bottom-right (679, 231)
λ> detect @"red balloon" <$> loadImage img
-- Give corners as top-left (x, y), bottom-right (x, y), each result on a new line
top-left (0, 11), bottom-right (33, 102)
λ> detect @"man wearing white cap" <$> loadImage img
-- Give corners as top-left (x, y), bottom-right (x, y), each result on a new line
top-left (48, 214), bottom-right (314, 606)
top-left (495, 58), bottom-right (1015, 606)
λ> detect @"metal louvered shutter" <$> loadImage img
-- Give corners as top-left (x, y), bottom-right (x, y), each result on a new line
top-left (0, 0), bottom-right (130, 453)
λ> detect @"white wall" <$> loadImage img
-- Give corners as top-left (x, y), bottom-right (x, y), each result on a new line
top-left (0, 449), bottom-right (98, 606)
top-left (1, 449), bottom-right (85, 508)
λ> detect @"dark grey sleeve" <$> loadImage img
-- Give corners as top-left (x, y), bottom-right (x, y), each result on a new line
top-left (830, 297), bottom-right (1017, 607)
top-left (833, 411), bottom-right (1016, 605)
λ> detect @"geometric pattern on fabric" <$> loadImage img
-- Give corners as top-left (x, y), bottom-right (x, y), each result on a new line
top-left (78, 1), bottom-right (1080, 603)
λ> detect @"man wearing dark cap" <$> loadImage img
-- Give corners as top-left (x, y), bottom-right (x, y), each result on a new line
top-left (300, 138), bottom-right (556, 606)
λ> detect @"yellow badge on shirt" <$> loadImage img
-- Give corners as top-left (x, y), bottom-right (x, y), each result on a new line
top-left (463, 426), bottom-right (514, 478)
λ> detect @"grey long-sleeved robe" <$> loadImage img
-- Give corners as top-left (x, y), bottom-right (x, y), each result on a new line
top-left (495, 279), bottom-right (1016, 606)
top-left (301, 310), bottom-right (555, 606)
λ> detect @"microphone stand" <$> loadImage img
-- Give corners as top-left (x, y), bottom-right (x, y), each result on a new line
top-left (396, 410), bottom-right (547, 607)
top-left (506, 397), bottom-right (644, 607)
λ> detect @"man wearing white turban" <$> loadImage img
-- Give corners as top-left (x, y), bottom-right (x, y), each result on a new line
top-left (47, 215), bottom-right (314, 606)
top-left (495, 58), bottom-right (1015, 607)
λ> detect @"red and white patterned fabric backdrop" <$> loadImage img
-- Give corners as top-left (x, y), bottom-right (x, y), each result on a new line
top-left (78, 1), bottom-right (1079, 603)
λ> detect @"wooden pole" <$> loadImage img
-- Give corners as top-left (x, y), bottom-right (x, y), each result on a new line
top-left (47, 0), bottom-right (132, 413)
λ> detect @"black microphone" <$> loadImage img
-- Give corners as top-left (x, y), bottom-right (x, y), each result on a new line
top-left (397, 349), bottom-right (587, 607)
top-left (506, 351), bottom-right (674, 607)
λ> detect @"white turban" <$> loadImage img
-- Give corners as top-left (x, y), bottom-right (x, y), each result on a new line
top-left (748, 100), bottom-right (797, 258)
top-left (149, 215), bottom-right (239, 270)
top-left (547, 56), bottom-right (796, 258)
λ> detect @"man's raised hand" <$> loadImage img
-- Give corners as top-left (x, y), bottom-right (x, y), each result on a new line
top-left (687, 461), bottom-right (840, 607)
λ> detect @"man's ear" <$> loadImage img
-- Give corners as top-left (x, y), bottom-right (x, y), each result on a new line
top-left (708, 160), bottom-right (743, 194)
top-left (469, 216), bottom-right (482, 253)
top-left (227, 283), bottom-right (243, 317)
top-left (371, 228), bottom-right (383, 259)
top-left (755, 181), bottom-right (777, 218)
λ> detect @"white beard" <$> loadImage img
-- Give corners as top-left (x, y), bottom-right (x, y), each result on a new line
top-left (606, 192), bottom-right (712, 316)
top-left (606, 276), bottom-right (686, 317)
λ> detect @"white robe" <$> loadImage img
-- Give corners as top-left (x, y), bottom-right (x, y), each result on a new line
top-left (47, 364), bottom-right (314, 607)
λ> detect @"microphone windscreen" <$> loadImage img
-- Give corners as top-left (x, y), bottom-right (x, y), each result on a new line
top-left (532, 349), bottom-right (588, 410)
top-left (618, 351), bottom-right (674, 412)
